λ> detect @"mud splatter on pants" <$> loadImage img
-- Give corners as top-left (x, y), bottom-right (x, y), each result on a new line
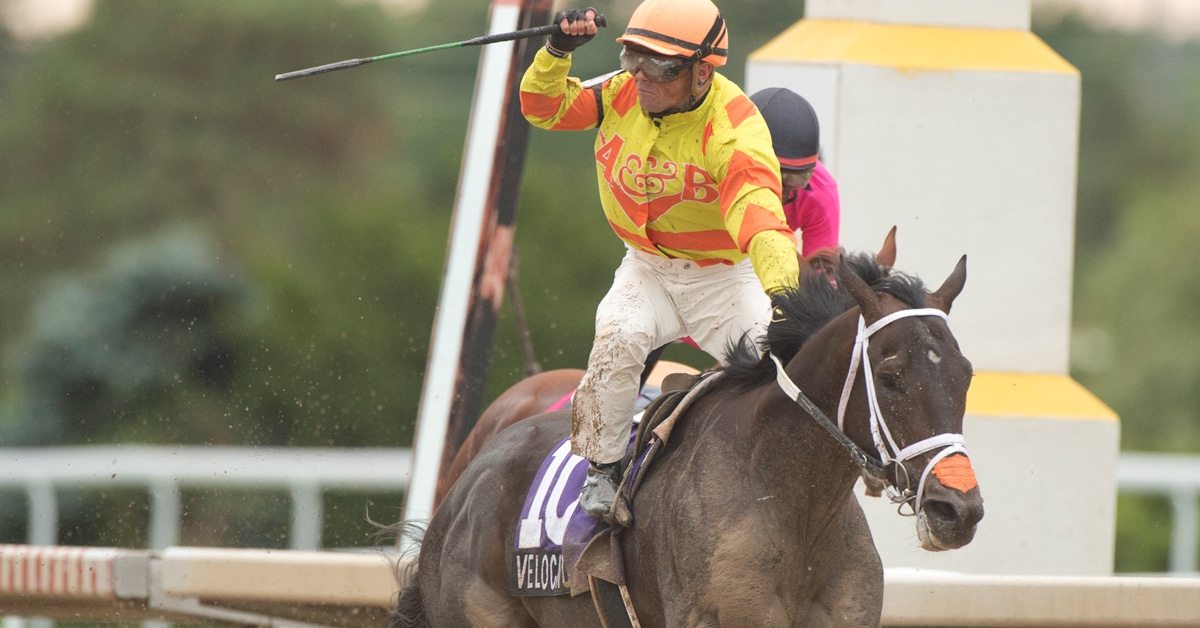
top-left (571, 247), bottom-right (771, 464)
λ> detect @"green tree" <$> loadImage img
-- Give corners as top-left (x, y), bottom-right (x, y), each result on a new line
top-left (4, 227), bottom-right (245, 445)
top-left (1036, 11), bottom-right (1200, 453)
top-left (0, 0), bottom-right (463, 450)
top-left (0, 0), bottom-right (495, 547)
top-left (0, 6), bottom-right (16, 90)
top-left (1036, 10), bottom-right (1200, 571)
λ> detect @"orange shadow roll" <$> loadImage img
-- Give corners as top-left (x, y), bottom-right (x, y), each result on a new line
top-left (932, 454), bottom-right (978, 493)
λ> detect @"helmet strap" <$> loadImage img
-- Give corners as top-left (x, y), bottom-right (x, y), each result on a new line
top-left (691, 14), bottom-right (726, 61)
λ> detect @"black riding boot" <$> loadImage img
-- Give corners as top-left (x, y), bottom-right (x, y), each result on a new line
top-left (580, 461), bottom-right (621, 518)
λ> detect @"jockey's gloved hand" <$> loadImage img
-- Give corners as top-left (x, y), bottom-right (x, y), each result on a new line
top-left (770, 293), bottom-right (789, 326)
top-left (548, 8), bottom-right (596, 55)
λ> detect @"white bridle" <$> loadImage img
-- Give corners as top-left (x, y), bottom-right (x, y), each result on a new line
top-left (772, 307), bottom-right (968, 516)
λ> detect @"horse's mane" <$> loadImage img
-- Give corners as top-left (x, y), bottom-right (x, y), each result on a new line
top-left (721, 251), bottom-right (929, 390)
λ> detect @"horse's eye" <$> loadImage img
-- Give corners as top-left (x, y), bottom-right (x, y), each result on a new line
top-left (875, 363), bottom-right (902, 388)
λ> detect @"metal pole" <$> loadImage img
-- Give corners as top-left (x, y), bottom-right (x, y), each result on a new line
top-left (403, 0), bottom-right (544, 526)
top-left (26, 479), bottom-right (56, 546)
top-left (507, 250), bottom-right (543, 377)
top-left (1169, 489), bottom-right (1199, 573)
top-left (148, 480), bottom-right (181, 550)
top-left (289, 480), bottom-right (323, 551)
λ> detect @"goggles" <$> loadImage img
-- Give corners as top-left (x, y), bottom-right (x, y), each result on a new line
top-left (619, 46), bottom-right (694, 83)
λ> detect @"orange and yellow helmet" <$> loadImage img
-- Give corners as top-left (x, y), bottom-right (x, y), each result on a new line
top-left (616, 0), bottom-right (729, 67)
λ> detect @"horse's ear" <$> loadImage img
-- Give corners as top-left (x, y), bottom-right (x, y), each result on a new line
top-left (840, 255), bottom-right (882, 322)
top-left (875, 226), bottom-right (897, 268)
top-left (927, 255), bottom-right (967, 314)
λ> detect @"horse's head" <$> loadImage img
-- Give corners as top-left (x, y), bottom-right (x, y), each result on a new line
top-left (838, 250), bottom-right (984, 551)
top-left (729, 227), bottom-right (984, 551)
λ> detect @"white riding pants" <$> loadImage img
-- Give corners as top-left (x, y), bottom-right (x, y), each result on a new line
top-left (571, 247), bottom-right (772, 464)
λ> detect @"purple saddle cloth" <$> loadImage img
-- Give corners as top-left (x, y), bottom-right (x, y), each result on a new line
top-left (509, 417), bottom-right (653, 595)
top-left (508, 386), bottom-right (661, 596)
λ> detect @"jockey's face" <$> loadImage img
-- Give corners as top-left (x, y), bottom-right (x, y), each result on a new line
top-left (623, 46), bottom-right (712, 115)
top-left (631, 62), bottom-right (694, 114)
top-left (781, 168), bottom-right (815, 203)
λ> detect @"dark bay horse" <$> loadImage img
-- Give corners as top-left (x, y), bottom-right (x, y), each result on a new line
top-left (395, 245), bottom-right (983, 627)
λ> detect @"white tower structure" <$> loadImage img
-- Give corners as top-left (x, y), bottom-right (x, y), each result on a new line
top-left (747, 0), bottom-right (1119, 575)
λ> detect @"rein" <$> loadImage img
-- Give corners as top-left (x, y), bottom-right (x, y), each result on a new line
top-left (770, 352), bottom-right (886, 481)
top-left (770, 307), bottom-right (968, 516)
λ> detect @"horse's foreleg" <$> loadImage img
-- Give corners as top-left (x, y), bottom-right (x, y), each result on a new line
top-left (813, 499), bottom-right (883, 627)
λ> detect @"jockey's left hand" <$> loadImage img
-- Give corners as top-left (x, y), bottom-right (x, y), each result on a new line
top-left (548, 8), bottom-right (597, 55)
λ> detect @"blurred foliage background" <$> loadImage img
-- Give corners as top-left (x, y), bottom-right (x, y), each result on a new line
top-left (0, 0), bottom-right (1195, 571)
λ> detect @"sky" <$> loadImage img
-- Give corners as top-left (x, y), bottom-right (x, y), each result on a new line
top-left (1, 0), bottom-right (91, 39)
top-left (1038, 0), bottom-right (1200, 40)
top-left (2, 0), bottom-right (1199, 40)
top-left (0, 0), bottom-right (425, 39)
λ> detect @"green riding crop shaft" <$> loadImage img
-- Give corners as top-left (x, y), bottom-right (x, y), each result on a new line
top-left (275, 14), bottom-right (607, 81)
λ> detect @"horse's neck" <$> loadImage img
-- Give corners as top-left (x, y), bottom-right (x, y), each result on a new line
top-left (734, 396), bottom-right (863, 558)
top-left (787, 308), bottom-right (859, 425)
top-left (753, 312), bottom-right (864, 513)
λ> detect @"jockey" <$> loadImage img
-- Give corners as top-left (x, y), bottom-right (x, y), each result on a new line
top-left (639, 91), bottom-right (844, 383)
top-left (520, 0), bottom-right (800, 518)
top-left (749, 87), bottom-right (841, 270)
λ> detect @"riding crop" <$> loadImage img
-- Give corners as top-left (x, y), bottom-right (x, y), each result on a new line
top-left (275, 14), bottom-right (607, 81)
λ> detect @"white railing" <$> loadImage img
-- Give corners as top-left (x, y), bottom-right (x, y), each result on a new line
top-left (1116, 451), bottom-right (1200, 573)
top-left (1, 446), bottom-right (1197, 573)
top-left (0, 446), bottom-right (411, 551)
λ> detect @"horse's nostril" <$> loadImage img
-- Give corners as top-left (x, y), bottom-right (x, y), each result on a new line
top-left (923, 499), bottom-right (958, 523)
